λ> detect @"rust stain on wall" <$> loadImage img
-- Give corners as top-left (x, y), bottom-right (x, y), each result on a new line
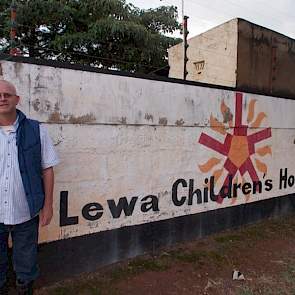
top-left (32, 99), bottom-right (41, 112)
top-left (144, 113), bottom-right (154, 122)
top-left (118, 117), bottom-right (127, 124)
top-left (48, 112), bottom-right (65, 123)
top-left (48, 112), bottom-right (96, 124)
top-left (13, 62), bottom-right (23, 75)
top-left (175, 119), bottom-right (185, 126)
top-left (32, 99), bottom-right (52, 113)
top-left (185, 97), bottom-right (194, 106)
top-left (68, 113), bottom-right (96, 124)
top-left (221, 100), bottom-right (233, 123)
top-left (54, 102), bottom-right (60, 112)
top-left (159, 117), bottom-right (168, 125)
top-left (45, 100), bottom-right (51, 111)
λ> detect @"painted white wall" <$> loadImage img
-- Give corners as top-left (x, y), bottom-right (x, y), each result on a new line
top-left (1, 60), bottom-right (295, 244)
top-left (168, 18), bottom-right (238, 87)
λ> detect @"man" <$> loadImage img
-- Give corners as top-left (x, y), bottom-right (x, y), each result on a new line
top-left (0, 80), bottom-right (59, 295)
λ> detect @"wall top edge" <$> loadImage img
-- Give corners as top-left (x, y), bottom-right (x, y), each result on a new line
top-left (1, 54), bottom-right (295, 101)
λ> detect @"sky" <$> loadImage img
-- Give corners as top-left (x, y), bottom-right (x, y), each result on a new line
top-left (128, 0), bottom-right (295, 39)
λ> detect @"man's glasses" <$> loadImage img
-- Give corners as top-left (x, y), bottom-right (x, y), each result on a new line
top-left (0, 93), bottom-right (16, 99)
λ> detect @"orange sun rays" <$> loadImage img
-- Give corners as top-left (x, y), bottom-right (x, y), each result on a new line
top-left (199, 96), bottom-right (272, 203)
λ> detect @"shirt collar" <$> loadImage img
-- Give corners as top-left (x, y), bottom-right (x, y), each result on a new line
top-left (0, 116), bottom-right (18, 135)
top-left (2, 116), bottom-right (19, 133)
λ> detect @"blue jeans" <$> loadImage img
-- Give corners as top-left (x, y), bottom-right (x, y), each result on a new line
top-left (0, 216), bottom-right (39, 288)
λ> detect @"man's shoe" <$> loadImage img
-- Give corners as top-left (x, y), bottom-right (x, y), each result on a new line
top-left (16, 280), bottom-right (34, 295)
top-left (0, 283), bottom-right (8, 295)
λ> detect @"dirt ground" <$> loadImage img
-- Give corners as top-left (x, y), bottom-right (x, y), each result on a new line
top-left (34, 214), bottom-right (295, 295)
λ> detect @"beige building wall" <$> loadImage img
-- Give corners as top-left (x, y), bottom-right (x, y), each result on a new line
top-left (168, 18), bottom-right (238, 87)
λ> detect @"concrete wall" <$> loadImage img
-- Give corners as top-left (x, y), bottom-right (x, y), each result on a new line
top-left (168, 19), bottom-right (238, 87)
top-left (1, 59), bottom-right (295, 243)
top-left (237, 19), bottom-right (295, 98)
top-left (1, 58), bottom-right (295, 281)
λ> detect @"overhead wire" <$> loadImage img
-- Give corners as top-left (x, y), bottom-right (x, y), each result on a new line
top-left (156, 0), bottom-right (295, 39)
top-left (184, 0), bottom-right (285, 26)
top-left (224, 0), bottom-right (288, 28)
top-left (255, 0), bottom-right (295, 19)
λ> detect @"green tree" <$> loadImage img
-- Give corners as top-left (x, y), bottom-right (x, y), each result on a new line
top-left (0, 0), bottom-right (181, 73)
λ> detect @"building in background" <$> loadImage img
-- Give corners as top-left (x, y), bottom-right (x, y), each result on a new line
top-left (168, 18), bottom-right (295, 98)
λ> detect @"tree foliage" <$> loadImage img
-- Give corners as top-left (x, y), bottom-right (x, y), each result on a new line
top-left (0, 0), bottom-right (181, 73)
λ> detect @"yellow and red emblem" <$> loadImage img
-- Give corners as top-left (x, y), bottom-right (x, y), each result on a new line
top-left (198, 93), bottom-right (272, 203)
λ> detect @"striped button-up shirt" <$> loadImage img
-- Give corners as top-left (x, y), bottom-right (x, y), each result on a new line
top-left (0, 117), bottom-right (59, 225)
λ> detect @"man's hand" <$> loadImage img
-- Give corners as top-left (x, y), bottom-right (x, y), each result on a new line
top-left (41, 167), bottom-right (55, 227)
top-left (40, 203), bottom-right (53, 226)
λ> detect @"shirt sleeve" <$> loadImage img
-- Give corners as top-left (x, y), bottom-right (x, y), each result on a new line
top-left (40, 124), bottom-right (60, 169)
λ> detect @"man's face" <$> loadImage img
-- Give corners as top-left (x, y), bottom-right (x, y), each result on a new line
top-left (0, 81), bottom-right (20, 115)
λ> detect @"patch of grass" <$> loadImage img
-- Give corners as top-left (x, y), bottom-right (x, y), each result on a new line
top-left (266, 218), bottom-right (295, 237)
top-left (257, 285), bottom-right (288, 295)
top-left (109, 256), bottom-right (170, 281)
top-left (237, 286), bottom-right (254, 295)
top-left (237, 285), bottom-right (285, 295)
top-left (167, 249), bottom-right (227, 267)
top-left (215, 234), bottom-right (243, 244)
top-left (206, 251), bottom-right (227, 266)
top-left (127, 257), bottom-right (170, 273)
top-left (51, 285), bottom-right (104, 295)
top-left (168, 249), bottom-right (206, 263)
top-left (245, 215), bottom-right (295, 240)
top-left (109, 266), bottom-right (129, 281)
top-left (42, 275), bottom-right (117, 295)
top-left (51, 287), bottom-right (69, 295)
top-left (240, 224), bottom-right (268, 241)
top-left (281, 260), bottom-right (295, 285)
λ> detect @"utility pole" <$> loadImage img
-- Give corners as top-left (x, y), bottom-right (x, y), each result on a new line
top-left (181, 0), bottom-right (184, 21)
top-left (183, 15), bottom-right (189, 80)
top-left (179, 0), bottom-right (189, 80)
top-left (10, 0), bottom-right (18, 55)
top-left (160, 0), bottom-right (188, 79)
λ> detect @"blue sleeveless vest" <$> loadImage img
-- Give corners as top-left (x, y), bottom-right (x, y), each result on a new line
top-left (16, 110), bottom-right (44, 217)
